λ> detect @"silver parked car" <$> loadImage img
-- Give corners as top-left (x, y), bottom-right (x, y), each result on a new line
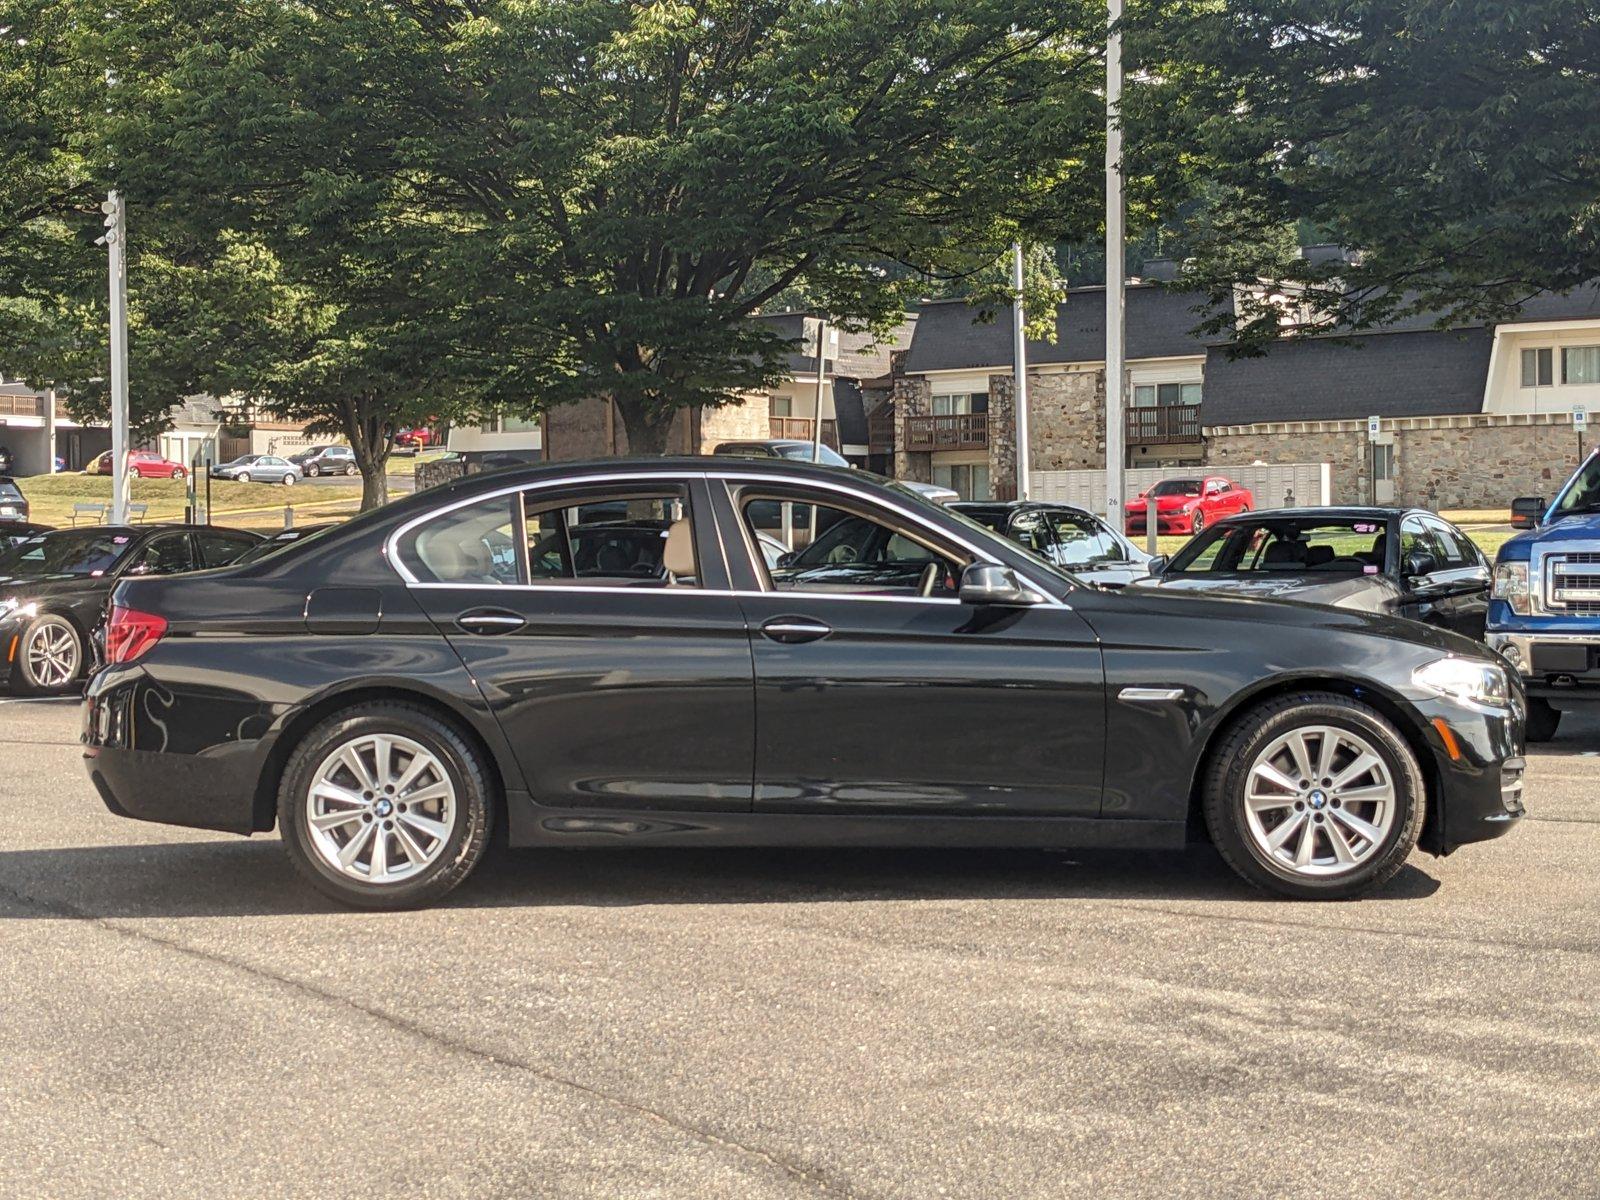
top-left (212, 454), bottom-right (302, 485)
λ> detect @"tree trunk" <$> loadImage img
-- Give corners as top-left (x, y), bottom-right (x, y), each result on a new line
top-left (615, 398), bottom-right (677, 456)
top-left (359, 457), bottom-right (388, 509)
top-left (340, 391), bottom-right (395, 510)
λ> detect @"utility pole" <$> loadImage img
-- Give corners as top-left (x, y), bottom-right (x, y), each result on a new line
top-left (101, 192), bottom-right (129, 525)
top-left (1012, 244), bottom-right (1032, 502)
top-left (1104, 0), bottom-right (1127, 535)
top-left (810, 316), bottom-right (829, 464)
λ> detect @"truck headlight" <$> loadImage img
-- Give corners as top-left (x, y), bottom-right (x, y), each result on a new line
top-left (1413, 657), bottom-right (1512, 712)
top-left (1492, 562), bottom-right (1531, 614)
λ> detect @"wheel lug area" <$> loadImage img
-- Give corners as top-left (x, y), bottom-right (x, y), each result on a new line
top-left (1294, 800), bottom-right (1305, 811)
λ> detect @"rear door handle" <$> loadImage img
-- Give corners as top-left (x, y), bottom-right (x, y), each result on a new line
top-left (760, 617), bottom-right (832, 645)
top-left (456, 608), bottom-right (526, 635)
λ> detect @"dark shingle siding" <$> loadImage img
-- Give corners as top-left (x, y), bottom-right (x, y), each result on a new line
top-left (752, 312), bottom-right (915, 379)
top-left (1201, 328), bottom-right (1495, 426)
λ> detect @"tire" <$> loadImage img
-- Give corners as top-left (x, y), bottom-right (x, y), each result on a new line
top-left (14, 613), bottom-right (85, 695)
top-left (1525, 698), bottom-right (1562, 743)
top-left (282, 473), bottom-right (296, 486)
top-left (277, 702), bottom-right (494, 909)
top-left (1202, 692), bottom-right (1424, 900)
top-left (1190, 511), bottom-right (1206, 536)
top-left (236, 472), bottom-right (251, 484)
top-left (306, 464), bottom-right (321, 478)
top-left (173, 467), bottom-right (187, 481)
top-left (344, 464), bottom-right (357, 477)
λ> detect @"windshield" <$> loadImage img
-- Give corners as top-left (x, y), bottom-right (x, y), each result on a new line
top-left (1168, 517), bottom-right (1390, 574)
top-left (0, 481), bottom-right (22, 501)
top-left (887, 482), bottom-right (1081, 590)
top-left (1149, 479), bottom-right (1202, 498)
top-left (772, 443), bottom-right (850, 468)
top-left (0, 530), bottom-right (135, 579)
top-left (1552, 451), bottom-right (1600, 518)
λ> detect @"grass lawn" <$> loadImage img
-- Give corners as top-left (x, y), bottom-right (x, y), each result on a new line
top-left (14, 473), bottom-right (364, 532)
top-left (382, 449), bottom-right (450, 477)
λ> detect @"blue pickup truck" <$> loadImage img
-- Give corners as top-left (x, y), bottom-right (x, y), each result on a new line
top-left (1489, 447), bottom-right (1600, 740)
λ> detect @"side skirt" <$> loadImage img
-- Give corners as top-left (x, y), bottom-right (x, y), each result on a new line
top-left (504, 792), bottom-right (1187, 851)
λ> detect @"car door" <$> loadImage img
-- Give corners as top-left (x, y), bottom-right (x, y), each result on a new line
top-left (398, 474), bottom-right (756, 813)
top-left (712, 475), bottom-right (1106, 817)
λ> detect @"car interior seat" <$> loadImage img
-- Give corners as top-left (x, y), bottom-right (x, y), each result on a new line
top-left (662, 518), bottom-right (696, 585)
top-left (1261, 539), bottom-right (1308, 569)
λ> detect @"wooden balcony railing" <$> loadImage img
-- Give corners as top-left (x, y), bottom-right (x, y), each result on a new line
top-left (1126, 403), bottom-right (1201, 445)
top-left (0, 394), bottom-right (46, 418)
top-left (904, 413), bottom-right (988, 452)
top-left (867, 406), bottom-right (896, 454)
top-left (769, 416), bottom-right (839, 448)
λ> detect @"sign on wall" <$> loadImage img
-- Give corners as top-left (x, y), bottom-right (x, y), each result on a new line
top-left (1575, 406), bottom-right (1589, 432)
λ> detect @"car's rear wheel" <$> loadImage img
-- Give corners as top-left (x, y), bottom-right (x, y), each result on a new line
top-left (278, 703), bottom-right (493, 909)
top-left (344, 463), bottom-right (357, 476)
top-left (1524, 698), bottom-right (1561, 743)
top-left (1203, 693), bottom-right (1423, 899)
top-left (15, 613), bottom-right (84, 694)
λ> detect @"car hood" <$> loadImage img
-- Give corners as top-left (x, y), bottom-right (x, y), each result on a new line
top-left (0, 573), bottom-right (110, 607)
top-left (1499, 513), bottom-right (1600, 560)
top-left (1071, 561), bottom-right (1154, 590)
top-left (1133, 572), bottom-right (1399, 611)
top-left (1126, 495), bottom-right (1196, 512)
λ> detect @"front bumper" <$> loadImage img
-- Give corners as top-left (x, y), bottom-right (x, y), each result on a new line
top-left (82, 664), bottom-right (274, 835)
top-left (1414, 696), bottom-right (1526, 854)
top-left (1487, 629), bottom-right (1600, 705)
top-left (1125, 512), bottom-right (1194, 536)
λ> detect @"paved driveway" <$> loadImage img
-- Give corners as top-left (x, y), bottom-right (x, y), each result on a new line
top-left (1, 698), bottom-right (1596, 1199)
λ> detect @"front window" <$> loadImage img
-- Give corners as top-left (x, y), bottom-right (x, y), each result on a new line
top-left (931, 462), bottom-right (991, 501)
top-left (0, 530), bottom-right (136, 579)
top-left (1167, 517), bottom-right (1392, 574)
top-left (1522, 347), bottom-right (1554, 387)
top-left (1148, 479), bottom-right (1203, 498)
top-left (1552, 452), bottom-right (1600, 518)
top-left (1562, 346), bottom-right (1600, 386)
top-left (742, 493), bottom-right (961, 597)
top-left (1132, 382), bottom-right (1202, 408)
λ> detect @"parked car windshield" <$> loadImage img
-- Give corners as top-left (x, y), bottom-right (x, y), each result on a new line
top-left (0, 480), bottom-right (23, 501)
top-left (1168, 517), bottom-right (1390, 574)
top-left (1552, 452), bottom-right (1600, 517)
top-left (1148, 479), bottom-right (1203, 497)
top-left (235, 524), bottom-right (336, 564)
top-left (0, 529), bottom-right (136, 579)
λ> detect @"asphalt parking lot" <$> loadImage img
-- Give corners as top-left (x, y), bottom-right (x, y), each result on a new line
top-left (1, 698), bottom-right (1596, 1199)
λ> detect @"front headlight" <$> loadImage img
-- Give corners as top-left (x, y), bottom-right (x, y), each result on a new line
top-left (1413, 656), bottom-right (1512, 712)
top-left (1491, 562), bottom-right (1531, 615)
top-left (0, 597), bottom-right (18, 620)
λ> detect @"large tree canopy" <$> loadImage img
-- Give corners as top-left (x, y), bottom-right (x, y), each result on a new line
top-left (1144, 0), bottom-right (1600, 345)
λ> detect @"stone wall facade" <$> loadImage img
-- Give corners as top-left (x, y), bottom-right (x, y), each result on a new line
top-left (1205, 426), bottom-right (1370, 504)
top-left (892, 375), bottom-right (932, 483)
top-left (699, 396), bottom-right (771, 447)
top-left (987, 369), bottom-right (1105, 499)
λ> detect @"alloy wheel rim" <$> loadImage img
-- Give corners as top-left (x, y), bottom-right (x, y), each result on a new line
top-left (305, 734), bottom-right (457, 885)
top-left (25, 621), bottom-right (79, 688)
top-left (1242, 725), bottom-right (1396, 878)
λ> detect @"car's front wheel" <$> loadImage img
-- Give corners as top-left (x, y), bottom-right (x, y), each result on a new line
top-left (15, 613), bottom-right (85, 694)
top-left (1203, 693), bottom-right (1423, 899)
top-left (306, 463), bottom-right (320, 477)
top-left (278, 703), bottom-right (494, 909)
top-left (236, 471), bottom-right (251, 484)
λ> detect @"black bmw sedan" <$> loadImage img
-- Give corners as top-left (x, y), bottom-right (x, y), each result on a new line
top-left (1131, 507), bottom-right (1492, 640)
top-left (83, 459), bottom-right (1526, 908)
top-left (1, 524), bottom-right (261, 693)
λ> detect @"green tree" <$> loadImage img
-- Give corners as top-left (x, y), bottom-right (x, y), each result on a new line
top-left (1142, 0), bottom-right (1600, 344)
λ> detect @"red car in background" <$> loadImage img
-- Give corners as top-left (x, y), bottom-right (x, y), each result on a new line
top-left (394, 426), bottom-right (436, 449)
top-left (1125, 474), bottom-right (1252, 537)
top-left (87, 450), bottom-right (188, 480)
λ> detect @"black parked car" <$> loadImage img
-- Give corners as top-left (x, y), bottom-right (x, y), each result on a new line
top-left (1132, 508), bottom-right (1492, 640)
top-left (84, 459), bottom-right (1525, 909)
top-left (234, 524), bottom-right (336, 564)
top-left (0, 521), bottom-right (52, 551)
top-left (288, 445), bottom-right (359, 477)
top-left (0, 524), bottom-right (260, 693)
top-left (0, 476), bottom-right (30, 523)
top-left (952, 500), bottom-right (1156, 589)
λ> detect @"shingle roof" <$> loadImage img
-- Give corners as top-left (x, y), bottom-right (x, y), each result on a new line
top-left (752, 313), bottom-right (916, 379)
top-left (1201, 327), bottom-right (1495, 426)
top-left (902, 286), bottom-right (1218, 374)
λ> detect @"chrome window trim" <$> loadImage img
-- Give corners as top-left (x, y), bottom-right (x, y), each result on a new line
top-left (385, 465), bottom-right (1067, 607)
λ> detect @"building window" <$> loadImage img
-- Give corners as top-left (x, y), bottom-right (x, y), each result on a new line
top-left (1521, 347), bottom-right (1554, 387)
top-left (932, 462), bottom-right (991, 500)
top-left (930, 393), bottom-right (989, 416)
top-left (1562, 346), bottom-right (1600, 386)
top-left (1133, 382), bottom-right (1202, 408)
top-left (771, 396), bottom-right (794, 417)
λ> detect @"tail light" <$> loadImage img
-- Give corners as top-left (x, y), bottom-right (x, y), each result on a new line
top-left (104, 605), bottom-right (168, 664)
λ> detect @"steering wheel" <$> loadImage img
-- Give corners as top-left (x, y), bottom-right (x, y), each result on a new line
top-left (916, 561), bottom-right (941, 598)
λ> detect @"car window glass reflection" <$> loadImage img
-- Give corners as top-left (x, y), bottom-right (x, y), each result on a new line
top-left (404, 496), bottom-right (523, 585)
top-left (525, 490), bottom-right (699, 588)
top-left (744, 495), bottom-right (961, 597)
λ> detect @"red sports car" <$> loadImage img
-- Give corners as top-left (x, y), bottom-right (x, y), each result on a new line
top-left (394, 427), bottom-right (436, 448)
top-left (1125, 474), bottom-right (1252, 537)
top-left (87, 450), bottom-right (188, 480)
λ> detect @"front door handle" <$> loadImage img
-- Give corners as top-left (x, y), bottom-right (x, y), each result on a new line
top-left (760, 617), bottom-right (832, 645)
top-left (456, 608), bottom-right (526, 635)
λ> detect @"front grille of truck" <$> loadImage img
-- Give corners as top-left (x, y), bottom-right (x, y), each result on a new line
top-left (1543, 548), bottom-right (1600, 614)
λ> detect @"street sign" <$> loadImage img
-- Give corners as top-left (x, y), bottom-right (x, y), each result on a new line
top-left (1367, 415), bottom-right (1381, 439)
top-left (1574, 406), bottom-right (1588, 431)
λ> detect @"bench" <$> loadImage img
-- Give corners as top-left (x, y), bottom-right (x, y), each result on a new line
top-left (71, 503), bottom-right (107, 526)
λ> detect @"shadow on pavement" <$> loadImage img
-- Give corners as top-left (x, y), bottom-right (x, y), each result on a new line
top-left (0, 838), bottom-right (1441, 920)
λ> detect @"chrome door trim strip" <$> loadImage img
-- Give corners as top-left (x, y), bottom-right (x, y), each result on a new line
top-left (1117, 687), bottom-right (1185, 703)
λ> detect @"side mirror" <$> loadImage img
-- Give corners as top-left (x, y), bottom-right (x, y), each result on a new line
top-left (1403, 550), bottom-right (1439, 580)
top-left (776, 551), bottom-right (795, 568)
top-left (1145, 555), bottom-right (1169, 576)
top-left (959, 563), bottom-right (1045, 607)
top-left (1510, 497), bottom-right (1545, 530)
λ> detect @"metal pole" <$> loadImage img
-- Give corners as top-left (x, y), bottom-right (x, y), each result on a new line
top-left (810, 316), bottom-right (828, 464)
top-left (1104, 0), bottom-right (1127, 535)
top-left (1012, 243), bottom-right (1032, 502)
top-left (103, 191), bottom-right (129, 525)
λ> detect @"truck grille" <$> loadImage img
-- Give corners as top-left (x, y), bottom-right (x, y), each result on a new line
top-left (1544, 547), bottom-right (1600, 614)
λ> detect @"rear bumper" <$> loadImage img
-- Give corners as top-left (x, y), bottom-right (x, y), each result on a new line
top-left (82, 664), bottom-right (271, 835)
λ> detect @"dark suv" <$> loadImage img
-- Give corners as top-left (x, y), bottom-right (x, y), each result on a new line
top-left (290, 445), bottom-right (358, 477)
top-left (0, 477), bottom-right (30, 523)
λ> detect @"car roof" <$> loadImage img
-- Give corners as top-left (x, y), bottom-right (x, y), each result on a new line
top-left (951, 500), bottom-right (1096, 516)
top-left (1210, 506), bottom-right (1407, 524)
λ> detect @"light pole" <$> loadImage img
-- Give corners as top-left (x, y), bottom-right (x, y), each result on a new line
top-left (100, 192), bottom-right (129, 525)
top-left (1012, 243), bottom-right (1032, 501)
top-left (1104, 0), bottom-right (1127, 534)
top-left (810, 316), bottom-right (829, 464)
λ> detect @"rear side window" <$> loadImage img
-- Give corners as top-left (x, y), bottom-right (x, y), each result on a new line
top-left (195, 531), bottom-right (259, 568)
top-left (526, 487), bottom-right (698, 587)
top-left (397, 496), bottom-right (524, 585)
top-left (0, 481), bottom-right (22, 501)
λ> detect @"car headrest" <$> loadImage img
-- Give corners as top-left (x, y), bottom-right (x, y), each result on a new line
top-left (1262, 540), bottom-right (1306, 566)
top-left (663, 519), bottom-right (696, 579)
top-left (1370, 532), bottom-right (1387, 559)
top-left (1305, 545), bottom-right (1335, 567)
